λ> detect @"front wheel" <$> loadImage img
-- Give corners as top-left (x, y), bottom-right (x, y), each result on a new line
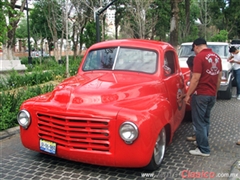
top-left (145, 127), bottom-right (166, 170)
top-left (217, 82), bottom-right (232, 100)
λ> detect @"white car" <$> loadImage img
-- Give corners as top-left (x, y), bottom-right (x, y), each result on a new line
top-left (178, 42), bottom-right (233, 100)
top-left (230, 39), bottom-right (240, 49)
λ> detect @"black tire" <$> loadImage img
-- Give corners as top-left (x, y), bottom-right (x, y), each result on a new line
top-left (232, 77), bottom-right (237, 87)
top-left (217, 82), bottom-right (232, 100)
top-left (144, 127), bottom-right (166, 171)
top-left (183, 110), bottom-right (192, 122)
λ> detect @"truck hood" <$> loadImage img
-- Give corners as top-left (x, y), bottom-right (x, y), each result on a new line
top-left (179, 57), bottom-right (232, 71)
top-left (32, 72), bottom-right (162, 113)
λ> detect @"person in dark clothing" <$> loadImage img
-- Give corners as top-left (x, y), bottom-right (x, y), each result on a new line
top-left (184, 38), bottom-right (222, 156)
top-left (185, 56), bottom-right (197, 142)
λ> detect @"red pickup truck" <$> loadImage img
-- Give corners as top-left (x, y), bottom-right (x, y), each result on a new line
top-left (17, 39), bottom-right (190, 170)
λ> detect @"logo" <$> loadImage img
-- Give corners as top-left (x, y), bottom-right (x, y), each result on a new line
top-left (205, 53), bottom-right (220, 75)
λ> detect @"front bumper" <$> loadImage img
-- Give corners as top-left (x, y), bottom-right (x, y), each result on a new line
top-left (219, 81), bottom-right (229, 91)
top-left (19, 110), bottom-right (155, 168)
top-left (218, 73), bottom-right (233, 91)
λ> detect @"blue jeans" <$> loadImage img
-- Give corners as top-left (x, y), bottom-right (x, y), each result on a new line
top-left (233, 69), bottom-right (240, 95)
top-left (191, 94), bottom-right (216, 154)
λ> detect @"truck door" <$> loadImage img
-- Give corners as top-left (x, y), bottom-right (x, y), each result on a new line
top-left (162, 51), bottom-right (186, 132)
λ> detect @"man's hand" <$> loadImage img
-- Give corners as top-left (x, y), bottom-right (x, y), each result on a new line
top-left (184, 94), bottom-right (191, 105)
top-left (227, 56), bottom-right (233, 61)
top-left (177, 94), bottom-right (186, 104)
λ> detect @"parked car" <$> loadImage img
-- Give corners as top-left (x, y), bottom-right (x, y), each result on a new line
top-left (178, 42), bottom-right (233, 99)
top-left (17, 39), bottom-right (190, 170)
top-left (31, 51), bottom-right (49, 58)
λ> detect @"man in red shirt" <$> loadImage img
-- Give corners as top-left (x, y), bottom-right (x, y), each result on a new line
top-left (184, 38), bottom-right (222, 156)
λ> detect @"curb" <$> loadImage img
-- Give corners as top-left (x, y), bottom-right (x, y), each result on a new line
top-left (0, 126), bottom-right (20, 140)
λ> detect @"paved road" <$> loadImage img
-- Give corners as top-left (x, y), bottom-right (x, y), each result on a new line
top-left (1, 97), bottom-right (240, 180)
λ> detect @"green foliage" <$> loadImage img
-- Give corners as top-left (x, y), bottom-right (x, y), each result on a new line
top-left (178, 0), bottom-right (201, 43)
top-left (210, 30), bottom-right (228, 42)
top-left (179, 25), bottom-right (199, 43)
top-left (3, 0), bottom-right (240, 58)
top-left (0, 91), bottom-right (19, 130)
top-left (16, 19), bottom-right (28, 39)
top-left (0, 84), bottom-right (55, 131)
top-left (0, 57), bottom-right (82, 91)
top-left (153, 0), bottom-right (171, 41)
top-left (114, 0), bottom-right (129, 39)
top-left (2, 0), bottom-right (26, 51)
top-left (208, 0), bottom-right (240, 39)
top-left (0, 56), bottom-right (82, 131)
top-left (0, 0), bottom-right (8, 44)
top-left (0, 69), bottom-right (55, 91)
top-left (30, 2), bottom-right (53, 41)
top-left (69, 57), bottom-right (82, 76)
top-left (82, 21), bottom-right (97, 48)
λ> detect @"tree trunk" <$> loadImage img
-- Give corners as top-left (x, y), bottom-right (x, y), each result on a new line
top-left (2, 46), bottom-right (14, 60)
top-left (102, 14), bottom-right (106, 41)
top-left (184, 0), bottom-right (191, 38)
top-left (3, 0), bottom-right (26, 60)
top-left (115, 25), bottom-right (119, 39)
top-left (169, 0), bottom-right (181, 49)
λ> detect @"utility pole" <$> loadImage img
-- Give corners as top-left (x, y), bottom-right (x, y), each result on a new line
top-left (205, 0), bottom-right (207, 40)
top-left (96, 0), bottom-right (117, 43)
top-left (65, 0), bottom-right (70, 77)
top-left (26, 0), bottom-right (32, 64)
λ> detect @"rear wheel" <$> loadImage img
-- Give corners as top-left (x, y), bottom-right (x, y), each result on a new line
top-left (145, 127), bottom-right (166, 170)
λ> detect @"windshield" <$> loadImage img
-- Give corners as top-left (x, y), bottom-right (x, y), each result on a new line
top-left (178, 44), bottom-right (230, 59)
top-left (82, 47), bottom-right (157, 74)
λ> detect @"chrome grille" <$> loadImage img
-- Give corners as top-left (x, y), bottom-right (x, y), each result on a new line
top-left (37, 113), bottom-right (110, 152)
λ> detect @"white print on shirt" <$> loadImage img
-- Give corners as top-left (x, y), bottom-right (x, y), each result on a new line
top-left (205, 53), bottom-right (220, 75)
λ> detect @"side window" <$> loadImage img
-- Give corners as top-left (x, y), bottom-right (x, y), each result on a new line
top-left (163, 51), bottom-right (176, 76)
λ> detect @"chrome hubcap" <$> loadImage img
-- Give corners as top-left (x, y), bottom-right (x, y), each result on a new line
top-left (154, 128), bottom-right (166, 165)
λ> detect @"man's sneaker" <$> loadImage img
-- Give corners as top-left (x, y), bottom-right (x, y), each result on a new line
top-left (186, 135), bottom-right (196, 141)
top-left (236, 140), bottom-right (240, 145)
top-left (232, 94), bottom-right (237, 98)
top-left (189, 148), bottom-right (210, 157)
top-left (237, 95), bottom-right (240, 100)
top-left (193, 141), bottom-right (197, 146)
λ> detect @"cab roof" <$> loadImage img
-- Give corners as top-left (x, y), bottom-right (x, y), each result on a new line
top-left (90, 39), bottom-right (174, 51)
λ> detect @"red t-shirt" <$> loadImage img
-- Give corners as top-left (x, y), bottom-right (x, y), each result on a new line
top-left (193, 48), bottom-right (222, 96)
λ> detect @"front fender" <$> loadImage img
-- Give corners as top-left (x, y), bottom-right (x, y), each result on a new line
top-left (113, 98), bottom-right (174, 167)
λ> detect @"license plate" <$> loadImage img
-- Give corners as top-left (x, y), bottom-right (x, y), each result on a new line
top-left (40, 139), bottom-right (56, 154)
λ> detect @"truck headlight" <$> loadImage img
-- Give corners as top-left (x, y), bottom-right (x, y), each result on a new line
top-left (119, 122), bottom-right (138, 144)
top-left (17, 110), bottom-right (31, 129)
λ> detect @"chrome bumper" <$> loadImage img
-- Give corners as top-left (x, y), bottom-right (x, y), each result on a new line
top-left (218, 73), bottom-right (233, 91)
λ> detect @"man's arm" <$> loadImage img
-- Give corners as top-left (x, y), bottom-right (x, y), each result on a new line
top-left (227, 55), bottom-right (234, 61)
top-left (229, 59), bottom-right (240, 64)
top-left (184, 72), bottom-right (201, 105)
